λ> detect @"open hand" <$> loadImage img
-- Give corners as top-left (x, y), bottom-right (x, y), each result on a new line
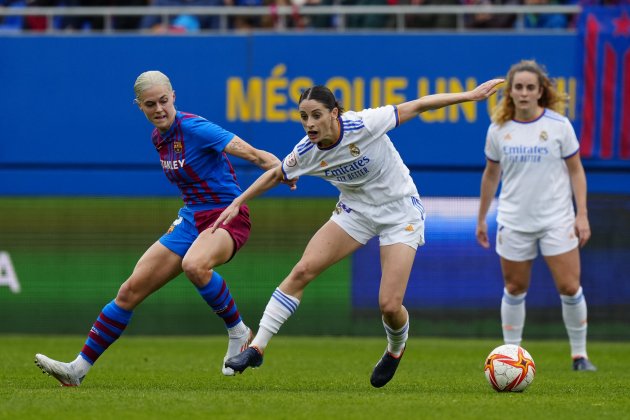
top-left (476, 221), bottom-right (490, 249)
top-left (469, 79), bottom-right (505, 101)
top-left (211, 204), bottom-right (241, 233)
top-left (574, 214), bottom-right (591, 248)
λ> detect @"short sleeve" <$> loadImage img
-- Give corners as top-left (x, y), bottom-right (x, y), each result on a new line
top-left (189, 118), bottom-right (236, 153)
top-left (560, 118), bottom-right (580, 158)
top-left (484, 124), bottom-right (501, 162)
top-left (358, 105), bottom-right (398, 140)
top-left (281, 149), bottom-right (300, 180)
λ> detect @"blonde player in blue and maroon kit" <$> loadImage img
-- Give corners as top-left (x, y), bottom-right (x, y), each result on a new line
top-left (35, 70), bottom-right (290, 386)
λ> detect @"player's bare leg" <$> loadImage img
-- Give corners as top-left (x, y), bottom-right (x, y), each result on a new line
top-left (185, 228), bottom-right (254, 376)
top-left (545, 249), bottom-right (596, 371)
top-left (370, 243), bottom-right (415, 388)
top-left (225, 221), bottom-right (361, 374)
top-left (500, 258), bottom-right (533, 346)
top-left (35, 242), bottom-right (182, 386)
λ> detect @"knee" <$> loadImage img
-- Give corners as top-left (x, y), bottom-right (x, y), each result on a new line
top-left (289, 261), bottom-right (318, 285)
top-left (181, 255), bottom-right (210, 286)
top-left (559, 284), bottom-right (581, 296)
top-left (379, 296), bottom-right (403, 318)
top-left (116, 282), bottom-right (139, 310)
top-left (504, 284), bottom-right (528, 296)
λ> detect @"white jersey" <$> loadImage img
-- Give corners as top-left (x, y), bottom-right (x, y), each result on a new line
top-left (485, 109), bottom-right (580, 232)
top-left (281, 105), bottom-right (418, 208)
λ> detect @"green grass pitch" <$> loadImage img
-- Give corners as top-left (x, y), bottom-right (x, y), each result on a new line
top-left (1, 335), bottom-right (629, 419)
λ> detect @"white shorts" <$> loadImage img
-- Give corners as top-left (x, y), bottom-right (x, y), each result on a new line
top-left (330, 196), bottom-right (426, 249)
top-left (495, 219), bottom-right (578, 261)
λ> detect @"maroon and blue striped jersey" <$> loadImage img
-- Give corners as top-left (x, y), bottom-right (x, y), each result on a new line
top-left (152, 111), bottom-right (241, 209)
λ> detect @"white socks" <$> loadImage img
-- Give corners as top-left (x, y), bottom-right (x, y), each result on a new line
top-left (383, 316), bottom-right (409, 357)
top-left (251, 288), bottom-right (300, 352)
top-left (72, 354), bottom-right (92, 377)
top-left (561, 286), bottom-right (589, 358)
top-left (227, 320), bottom-right (249, 338)
top-left (501, 288), bottom-right (527, 346)
top-left (502, 286), bottom-right (589, 359)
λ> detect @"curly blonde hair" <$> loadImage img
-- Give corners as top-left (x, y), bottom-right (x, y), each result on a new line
top-left (491, 60), bottom-right (568, 125)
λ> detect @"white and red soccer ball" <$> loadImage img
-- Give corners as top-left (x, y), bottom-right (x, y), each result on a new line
top-left (484, 344), bottom-right (536, 392)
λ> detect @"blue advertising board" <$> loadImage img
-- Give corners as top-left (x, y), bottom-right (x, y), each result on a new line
top-left (5, 33), bottom-right (622, 197)
top-left (352, 197), bottom-right (627, 310)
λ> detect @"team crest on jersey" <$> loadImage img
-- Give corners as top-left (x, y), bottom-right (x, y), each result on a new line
top-left (334, 201), bottom-right (352, 214)
top-left (539, 131), bottom-right (548, 141)
top-left (320, 160), bottom-right (328, 167)
top-left (166, 216), bottom-right (183, 234)
top-left (174, 141), bottom-right (183, 153)
top-left (285, 151), bottom-right (297, 167)
top-left (349, 143), bottom-right (360, 157)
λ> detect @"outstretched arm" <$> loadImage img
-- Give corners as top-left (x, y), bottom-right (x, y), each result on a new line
top-left (224, 135), bottom-right (281, 171)
top-left (211, 166), bottom-right (292, 232)
top-left (397, 78), bottom-right (504, 124)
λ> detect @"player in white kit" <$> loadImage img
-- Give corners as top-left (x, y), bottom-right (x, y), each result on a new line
top-left (213, 78), bottom-right (504, 387)
top-left (476, 60), bottom-right (596, 371)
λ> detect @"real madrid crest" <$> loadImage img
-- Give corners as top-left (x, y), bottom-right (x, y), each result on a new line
top-left (174, 141), bottom-right (183, 153)
top-left (539, 131), bottom-right (548, 142)
top-left (349, 143), bottom-right (360, 157)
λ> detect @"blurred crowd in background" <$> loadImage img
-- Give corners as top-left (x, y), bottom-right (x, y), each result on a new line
top-left (0, 0), bottom-right (627, 32)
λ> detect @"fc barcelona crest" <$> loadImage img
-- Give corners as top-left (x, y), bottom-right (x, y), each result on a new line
top-left (349, 143), bottom-right (360, 157)
top-left (174, 141), bottom-right (183, 153)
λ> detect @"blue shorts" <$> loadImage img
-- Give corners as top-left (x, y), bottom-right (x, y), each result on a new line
top-left (159, 205), bottom-right (251, 258)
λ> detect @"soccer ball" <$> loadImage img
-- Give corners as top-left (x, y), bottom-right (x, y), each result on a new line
top-left (484, 344), bottom-right (536, 392)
